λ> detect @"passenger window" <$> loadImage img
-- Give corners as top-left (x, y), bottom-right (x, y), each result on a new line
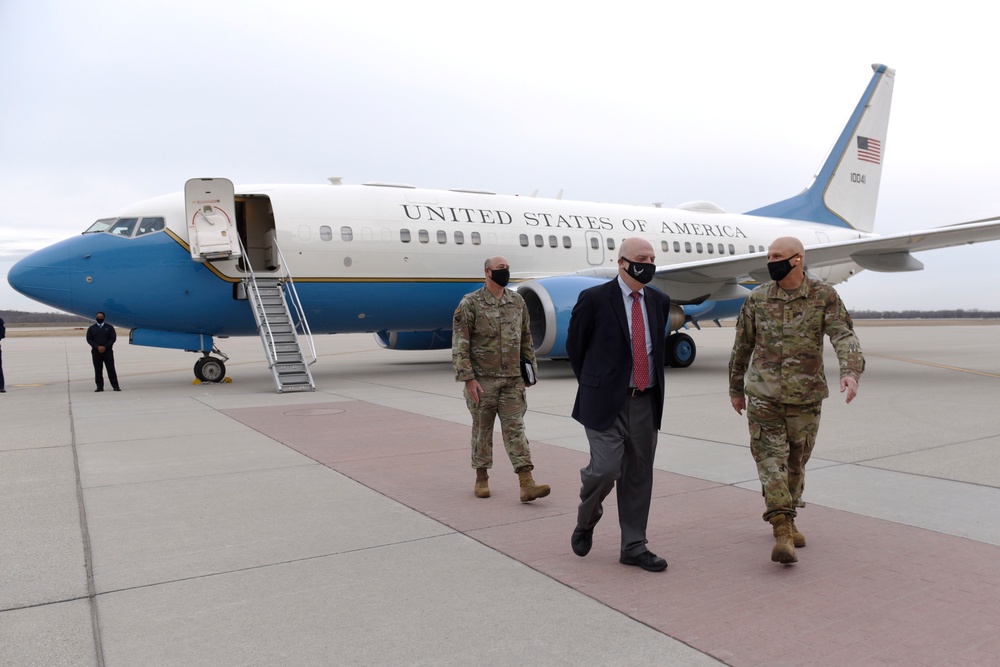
top-left (563, 236), bottom-right (571, 248)
top-left (728, 244), bottom-right (735, 255)
top-left (400, 229), bottom-right (411, 243)
top-left (135, 217), bottom-right (165, 236)
top-left (661, 241), bottom-right (669, 253)
top-left (590, 237), bottom-right (599, 250)
top-left (673, 241), bottom-right (681, 253)
top-left (520, 234), bottom-right (529, 247)
top-left (548, 235), bottom-right (557, 248)
top-left (748, 245), bottom-right (756, 253)
top-left (534, 235), bottom-right (543, 248)
top-left (320, 225), bottom-right (333, 241)
top-left (471, 232), bottom-right (481, 245)
top-left (685, 242), bottom-right (692, 253)
top-left (455, 231), bottom-right (465, 245)
top-left (437, 230), bottom-right (447, 244)
top-left (340, 226), bottom-right (353, 241)
top-left (696, 242), bottom-right (703, 253)
top-left (607, 238), bottom-right (615, 250)
top-left (108, 218), bottom-right (138, 237)
top-left (419, 229), bottom-right (429, 243)
top-left (707, 244), bottom-right (714, 254)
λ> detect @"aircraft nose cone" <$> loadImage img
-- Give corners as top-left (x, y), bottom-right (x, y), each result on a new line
top-left (7, 242), bottom-right (73, 309)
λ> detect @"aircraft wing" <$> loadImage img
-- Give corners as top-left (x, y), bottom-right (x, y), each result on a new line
top-left (620, 215), bottom-right (1000, 304)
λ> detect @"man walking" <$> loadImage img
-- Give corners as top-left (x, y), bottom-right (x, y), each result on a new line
top-left (453, 256), bottom-right (549, 502)
top-left (729, 236), bottom-right (864, 564)
top-left (567, 237), bottom-right (671, 572)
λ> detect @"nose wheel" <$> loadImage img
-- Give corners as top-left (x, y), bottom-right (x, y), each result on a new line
top-left (194, 348), bottom-right (229, 383)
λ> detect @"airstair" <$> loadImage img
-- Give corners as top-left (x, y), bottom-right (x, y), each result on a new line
top-left (241, 239), bottom-right (317, 393)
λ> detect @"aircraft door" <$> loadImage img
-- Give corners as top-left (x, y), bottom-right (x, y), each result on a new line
top-left (584, 231), bottom-right (604, 265)
top-left (185, 178), bottom-right (242, 262)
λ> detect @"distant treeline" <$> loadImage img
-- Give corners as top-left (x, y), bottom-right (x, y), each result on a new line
top-left (0, 309), bottom-right (90, 325)
top-left (851, 309), bottom-right (1000, 319)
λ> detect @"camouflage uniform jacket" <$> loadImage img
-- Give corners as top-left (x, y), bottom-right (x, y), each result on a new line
top-left (453, 285), bottom-right (537, 382)
top-left (729, 276), bottom-right (864, 405)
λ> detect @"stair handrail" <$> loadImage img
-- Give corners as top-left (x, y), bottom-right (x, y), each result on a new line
top-left (271, 238), bottom-right (318, 366)
top-left (237, 235), bottom-right (280, 365)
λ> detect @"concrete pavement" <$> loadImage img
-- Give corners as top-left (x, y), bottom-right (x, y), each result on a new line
top-left (1, 323), bottom-right (998, 665)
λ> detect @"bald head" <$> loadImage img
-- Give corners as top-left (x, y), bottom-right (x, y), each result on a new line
top-left (484, 256), bottom-right (508, 270)
top-left (768, 236), bottom-right (804, 260)
top-left (619, 237), bottom-right (654, 261)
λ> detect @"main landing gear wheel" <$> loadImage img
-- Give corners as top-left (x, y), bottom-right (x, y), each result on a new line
top-left (665, 332), bottom-right (696, 368)
top-left (194, 356), bottom-right (227, 383)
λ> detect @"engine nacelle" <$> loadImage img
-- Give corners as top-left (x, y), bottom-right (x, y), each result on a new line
top-left (517, 276), bottom-right (687, 359)
top-left (374, 329), bottom-right (453, 350)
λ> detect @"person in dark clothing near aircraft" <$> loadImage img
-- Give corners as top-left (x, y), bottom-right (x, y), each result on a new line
top-left (0, 316), bottom-right (6, 392)
top-left (87, 312), bottom-right (120, 392)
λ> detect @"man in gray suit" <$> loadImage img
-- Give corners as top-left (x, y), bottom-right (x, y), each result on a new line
top-left (566, 237), bottom-right (671, 572)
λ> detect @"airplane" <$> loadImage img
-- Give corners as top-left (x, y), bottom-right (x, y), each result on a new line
top-left (8, 63), bottom-right (1000, 391)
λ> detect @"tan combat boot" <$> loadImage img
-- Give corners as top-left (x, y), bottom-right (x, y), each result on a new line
top-left (789, 518), bottom-right (806, 548)
top-left (516, 468), bottom-right (550, 503)
top-left (474, 468), bottom-right (490, 498)
top-left (769, 515), bottom-right (798, 564)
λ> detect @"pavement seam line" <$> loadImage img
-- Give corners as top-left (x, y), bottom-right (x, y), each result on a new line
top-left (66, 342), bottom-right (106, 667)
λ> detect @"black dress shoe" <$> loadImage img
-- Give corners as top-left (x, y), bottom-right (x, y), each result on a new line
top-left (113, 387), bottom-right (121, 391)
top-left (95, 388), bottom-right (104, 392)
top-left (620, 550), bottom-right (668, 572)
top-left (571, 527), bottom-right (593, 557)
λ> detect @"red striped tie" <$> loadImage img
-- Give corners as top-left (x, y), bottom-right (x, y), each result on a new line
top-left (631, 292), bottom-right (649, 390)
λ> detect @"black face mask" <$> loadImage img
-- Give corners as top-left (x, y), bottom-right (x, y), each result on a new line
top-left (767, 255), bottom-right (799, 281)
top-left (622, 258), bottom-right (656, 285)
top-left (489, 268), bottom-right (510, 287)
top-left (96, 317), bottom-right (105, 324)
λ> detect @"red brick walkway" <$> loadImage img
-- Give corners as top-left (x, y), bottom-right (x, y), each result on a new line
top-left (226, 401), bottom-right (1000, 666)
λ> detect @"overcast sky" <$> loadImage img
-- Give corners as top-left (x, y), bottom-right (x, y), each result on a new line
top-left (2, 0), bottom-right (998, 313)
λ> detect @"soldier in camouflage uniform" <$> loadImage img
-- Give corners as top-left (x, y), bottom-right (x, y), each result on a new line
top-left (453, 256), bottom-right (550, 503)
top-left (729, 237), bottom-right (864, 564)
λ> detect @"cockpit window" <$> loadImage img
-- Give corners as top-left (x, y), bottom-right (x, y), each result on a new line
top-left (107, 218), bottom-right (138, 236)
top-left (136, 217), bottom-right (165, 236)
top-left (83, 216), bottom-right (165, 238)
top-left (84, 218), bottom-right (116, 234)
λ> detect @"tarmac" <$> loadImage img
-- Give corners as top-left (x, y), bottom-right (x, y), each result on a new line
top-left (1, 322), bottom-right (999, 666)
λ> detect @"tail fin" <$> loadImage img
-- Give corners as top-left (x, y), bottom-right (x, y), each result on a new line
top-left (746, 63), bottom-right (895, 232)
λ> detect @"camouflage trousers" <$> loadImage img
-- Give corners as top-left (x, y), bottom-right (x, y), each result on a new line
top-left (465, 375), bottom-right (532, 472)
top-left (747, 395), bottom-right (822, 522)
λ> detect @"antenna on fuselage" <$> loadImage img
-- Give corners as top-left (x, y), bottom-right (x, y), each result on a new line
top-left (327, 176), bottom-right (343, 185)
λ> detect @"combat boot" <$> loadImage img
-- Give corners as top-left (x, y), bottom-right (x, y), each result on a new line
top-left (769, 515), bottom-right (798, 564)
top-left (516, 468), bottom-right (550, 503)
top-left (789, 518), bottom-right (806, 548)
top-left (474, 468), bottom-right (490, 498)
